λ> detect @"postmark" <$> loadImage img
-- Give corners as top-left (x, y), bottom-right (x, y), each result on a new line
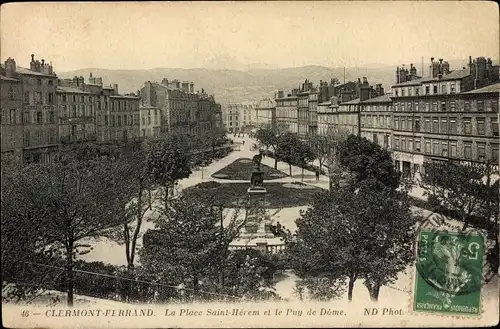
top-left (412, 213), bottom-right (487, 316)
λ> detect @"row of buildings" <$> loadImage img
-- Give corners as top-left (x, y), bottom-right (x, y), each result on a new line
top-left (222, 102), bottom-right (258, 133)
top-left (1, 55), bottom-right (223, 166)
top-left (254, 56), bottom-right (499, 176)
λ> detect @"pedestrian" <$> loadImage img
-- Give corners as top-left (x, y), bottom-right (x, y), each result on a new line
top-left (242, 140), bottom-right (245, 145)
top-left (315, 169), bottom-right (320, 181)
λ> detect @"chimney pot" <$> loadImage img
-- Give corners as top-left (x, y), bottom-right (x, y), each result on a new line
top-left (41, 59), bottom-right (45, 65)
top-left (31, 54), bottom-right (35, 61)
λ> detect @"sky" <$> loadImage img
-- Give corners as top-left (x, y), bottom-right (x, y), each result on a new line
top-left (1, 1), bottom-right (498, 72)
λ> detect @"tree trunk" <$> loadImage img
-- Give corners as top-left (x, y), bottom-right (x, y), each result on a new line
top-left (66, 233), bottom-right (75, 307)
top-left (129, 187), bottom-right (145, 268)
top-left (289, 164), bottom-right (292, 177)
top-left (274, 157), bottom-right (278, 169)
top-left (301, 167), bottom-right (304, 182)
top-left (366, 280), bottom-right (381, 301)
top-left (124, 223), bottom-right (132, 269)
top-left (347, 274), bottom-right (356, 302)
top-left (219, 207), bottom-right (225, 288)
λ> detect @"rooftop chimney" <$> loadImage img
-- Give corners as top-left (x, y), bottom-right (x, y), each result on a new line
top-left (31, 54), bottom-right (35, 62)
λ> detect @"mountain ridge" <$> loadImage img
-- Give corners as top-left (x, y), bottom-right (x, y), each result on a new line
top-left (58, 59), bottom-right (495, 104)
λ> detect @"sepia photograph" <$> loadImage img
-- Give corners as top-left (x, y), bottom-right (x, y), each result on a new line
top-left (1, 1), bottom-right (499, 328)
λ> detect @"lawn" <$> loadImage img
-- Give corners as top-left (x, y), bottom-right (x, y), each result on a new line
top-left (211, 158), bottom-right (288, 180)
top-left (183, 181), bottom-right (323, 208)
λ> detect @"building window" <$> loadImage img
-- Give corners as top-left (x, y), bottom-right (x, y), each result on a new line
top-left (477, 143), bottom-right (486, 161)
top-left (425, 86), bottom-right (430, 95)
top-left (394, 137), bottom-right (400, 150)
top-left (424, 117), bottom-right (431, 132)
top-left (401, 117), bottom-right (406, 130)
top-left (492, 118), bottom-right (499, 136)
top-left (464, 101), bottom-right (471, 111)
top-left (37, 79), bottom-right (42, 86)
top-left (49, 111), bottom-right (55, 124)
top-left (433, 141), bottom-right (439, 155)
top-left (441, 84), bottom-right (447, 94)
top-left (24, 132), bottom-right (30, 147)
top-left (48, 80), bottom-right (53, 86)
top-left (415, 88), bottom-right (419, 96)
top-left (36, 112), bottom-right (43, 124)
top-left (407, 139), bottom-right (413, 152)
top-left (432, 102), bottom-right (438, 111)
top-left (492, 145), bottom-right (499, 163)
top-left (415, 140), bottom-right (421, 152)
top-left (401, 138), bottom-right (406, 151)
top-left (463, 118), bottom-right (472, 134)
top-left (441, 142), bottom-right (448, 157)
top-left (450, 101), bottom-right (455, 112)
top-left (35, 92), bottom-right (42, 105)
top-left (425, 140), bottom-right (431, 154)
top-left (432, 118), bottom-right (439, 133)
top-left (408, 117), bottom-right (413, 131)
top-left (492, 100), bottom-right (499, 112)
top-left (104, 115), bottom-right (108, 125)
top-left (450, 141), bottom-right (457, 157)
top-left (440, 119), bottom-right (448, 133)
top-left (9, 109), bottom-right (16, 124)
top-left (433, 85), bottom-right (438, 94)
top-left (449, 118), bottom-right (457, 134)
top-left (450, 83), bottom-right (456, 93)
top-left (111, 116), bottom-right (115, 127)
top-left (477, 118), bottom-right (485, 135)
top-left (441, 102), bottom-right (447, 111)
top-left (117, 115), bottom-right (122, 126)
top-left (477, 101), bottom-right (484, 111)
top-left (464, 143), bottom-right (472, 159)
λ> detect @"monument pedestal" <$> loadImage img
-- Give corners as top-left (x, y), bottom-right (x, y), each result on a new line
top-left (229, 165), bottom-right (286, 254)
top-left (240, 186), bottom-right (274, 238)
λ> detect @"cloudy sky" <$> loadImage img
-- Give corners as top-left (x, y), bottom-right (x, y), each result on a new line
top-left (1, 1), bottom-right (498, 72)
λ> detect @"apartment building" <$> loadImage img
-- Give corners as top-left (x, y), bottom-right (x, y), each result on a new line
top-left (390, 56), bottom-right (499, 176)
top-left (1, 71), bottom-right (23, 167)
top-left (359, 94), bottom-right (393, 149)
top-left (139, 105), bottom-right (161, 138)
top-left (1, 55), bottom-right (59, 165)
top-left (255, 98), bottom-right (276, 129)
top-left (275, 89), bottom-right (298, 134)
top-left (139, 79), bottom-right (221, 137)
top-left (57, 78), bottom-right (96, 144)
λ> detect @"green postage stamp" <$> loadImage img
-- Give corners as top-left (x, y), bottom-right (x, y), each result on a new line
top-left (413, 229), bottom-right (485, 316)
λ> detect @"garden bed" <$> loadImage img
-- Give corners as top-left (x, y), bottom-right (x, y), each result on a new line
top-left (183, 182), bottom-right (322, 208)
top-left (211, 158), bottom-right (288, 180)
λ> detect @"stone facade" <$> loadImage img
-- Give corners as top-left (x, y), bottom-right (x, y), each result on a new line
top-left (139, 79), bottom-right (221, 138)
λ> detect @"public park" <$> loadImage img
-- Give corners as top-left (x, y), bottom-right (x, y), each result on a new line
top-left (2, 130), bottom-right (499, 309)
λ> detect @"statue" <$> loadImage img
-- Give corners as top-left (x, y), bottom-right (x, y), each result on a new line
top-left (250, 151), bottom-right (264, 188)
top-left (251, 151), bottom-right (263, 171)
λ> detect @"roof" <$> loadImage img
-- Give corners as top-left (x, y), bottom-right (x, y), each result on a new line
top-left (56, 86), bottom-right (89, 94)
top-left (392, 69), bottom-right (471, 87)
top-left (440, 69), bottom-right (470, 81)
top-left (110, 95), bottom-right (140, 99)
top-left (360, 94), bottom-right (392, 104)
top-left (462, 83), bottom-right (500, 94)
top-left (341, 98), bottom-right (360, 105)
top-left (1, 76), bottom-right (20, 82)
top-left (15, 66), bottom-right (56, 77)
top-left (275, 95), bottom-right (298, 100)
top-left (318, 101), bottom-right (331, 106)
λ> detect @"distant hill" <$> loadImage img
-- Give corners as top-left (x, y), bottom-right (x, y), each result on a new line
top-left (59, 58), bottom-right (496, 105)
